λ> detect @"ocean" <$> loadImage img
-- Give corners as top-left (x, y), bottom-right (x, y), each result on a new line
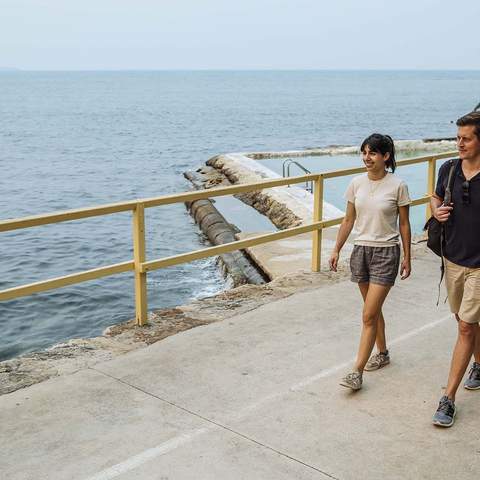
top-left (1, 70), bottom-right (478, 360)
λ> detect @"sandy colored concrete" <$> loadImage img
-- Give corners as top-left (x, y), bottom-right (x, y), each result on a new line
top-left (244, 139), bottom-right (456, 159)
top-left (0, 252), bottom-right (478, 480)
top-left (207, 153), bottom-right (344, 230)
top-left (237, 229), bottom-right (353, 280)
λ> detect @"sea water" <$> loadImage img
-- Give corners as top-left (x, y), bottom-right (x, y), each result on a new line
top-left (1, 70), bottom-right (478, 359)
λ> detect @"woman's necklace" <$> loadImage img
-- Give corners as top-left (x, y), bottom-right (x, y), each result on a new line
top-left (368, 172), bottom-right (388, 196)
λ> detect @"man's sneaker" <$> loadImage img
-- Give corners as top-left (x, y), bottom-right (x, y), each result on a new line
top-left (364, 350), bottom-right (390, 371)
top-left (464, 362), bottom-right (480, 390)
top-left (340, 372), bottom-right (363, 391)
top-left (432, 396), bottom-right (456, 427)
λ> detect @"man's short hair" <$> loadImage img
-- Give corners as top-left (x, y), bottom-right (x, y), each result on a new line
top-left (456, 111), bottom-right (480, 140)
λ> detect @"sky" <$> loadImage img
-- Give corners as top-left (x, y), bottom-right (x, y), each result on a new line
top-left (1, 0), bottom-right (479, 70)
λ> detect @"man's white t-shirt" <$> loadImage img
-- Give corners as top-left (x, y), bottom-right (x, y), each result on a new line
top-left (344, 173), bottom-right (411, 247)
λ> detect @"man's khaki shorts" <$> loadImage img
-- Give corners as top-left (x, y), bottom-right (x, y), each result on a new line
top-left (444, 258), bottom-right (480, 324)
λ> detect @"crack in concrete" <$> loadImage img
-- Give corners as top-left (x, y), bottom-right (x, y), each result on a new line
top-left (90, 366), bottom-right (339, 480)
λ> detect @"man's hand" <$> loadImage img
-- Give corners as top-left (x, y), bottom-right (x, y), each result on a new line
top-left (433, 204), bottom-right (453, 223)
top-left (400, 258), bottom-right (411, 280)
top-left (329, 251), bottom-right (339, 272)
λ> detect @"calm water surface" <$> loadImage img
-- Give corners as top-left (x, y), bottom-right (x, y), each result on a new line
top-left (1, 71), bottom-right (478, 360)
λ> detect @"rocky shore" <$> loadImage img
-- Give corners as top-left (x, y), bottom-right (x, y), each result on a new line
top-left (0, 240), bottom-right (431, 396)
top-left (1, 142), bottom-right (449, 397)
top-left (0, 267), bottom-right (350, 396)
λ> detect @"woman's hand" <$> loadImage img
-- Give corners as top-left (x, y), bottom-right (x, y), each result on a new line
top-left (329, 250), bottom-right (340, 272)
top-left (400, 258), bottom-right (411, 280)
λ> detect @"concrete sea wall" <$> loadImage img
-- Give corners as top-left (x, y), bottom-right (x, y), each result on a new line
top-left (0, 140), bottom-right (452, 395)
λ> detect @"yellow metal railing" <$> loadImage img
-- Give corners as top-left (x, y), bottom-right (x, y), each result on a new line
top-left (0, 151), bottom-right (457, 325)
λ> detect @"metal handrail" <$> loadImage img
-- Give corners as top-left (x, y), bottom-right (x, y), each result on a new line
top-left (282, 159), bottom-right (313, 192)
top-left (0, 150), bottom-right (457, 326)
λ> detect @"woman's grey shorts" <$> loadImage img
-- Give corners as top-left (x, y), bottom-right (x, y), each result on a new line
top-left (349, 245), bottom-right (401, 286)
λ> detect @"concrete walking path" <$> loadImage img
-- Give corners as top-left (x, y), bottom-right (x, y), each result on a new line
top-left (1, 253), bottom-right (479, 480)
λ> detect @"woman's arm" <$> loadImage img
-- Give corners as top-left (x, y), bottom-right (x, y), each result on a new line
top-left (329, 201), bottom-right (356, 272)
top-left (398, 205), bottom-right (411, 279)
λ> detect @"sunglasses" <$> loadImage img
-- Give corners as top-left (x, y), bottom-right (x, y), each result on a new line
top-left (462, 180), bottom-right (470, 205)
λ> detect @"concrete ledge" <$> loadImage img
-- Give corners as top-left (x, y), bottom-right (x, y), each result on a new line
top-left (236, 230), bottom-right (348, 280)
top-left (1, 251), bottom-right (476, 480)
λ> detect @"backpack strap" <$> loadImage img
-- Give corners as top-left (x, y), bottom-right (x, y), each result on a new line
top-left (436, 158), bottom-right (458, 305)
top-left (443, 158), bottom-right (458, 205)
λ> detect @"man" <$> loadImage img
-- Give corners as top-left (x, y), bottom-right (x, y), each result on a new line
top-left (431, 111), bottom-right (480, 427)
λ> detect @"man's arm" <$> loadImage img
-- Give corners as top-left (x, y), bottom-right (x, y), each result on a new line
top-left (430, 194), bottom-right (453, 223)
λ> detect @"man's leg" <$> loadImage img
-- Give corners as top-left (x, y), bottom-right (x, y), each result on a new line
top-left (473, 330), bottom-right (480, 363)
top-left (445, 317), bottom-right (479, 401)
top-left (459, 267), bottom-right (480, 389)
top-left (433, 317), bottom-right (477, 427)
top-left (464, 328), bottom-right (480, 390)
top-left (434, 262), bottom-right (478, 426)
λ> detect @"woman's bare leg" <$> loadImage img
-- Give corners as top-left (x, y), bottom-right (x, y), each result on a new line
top-left (358, 283), bottom-right (387, 353)
top-left (355, 283), bottom-right (391, 373)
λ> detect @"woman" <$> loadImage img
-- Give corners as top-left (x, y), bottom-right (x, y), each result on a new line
top-left (329, 133), bottom-right (411, 390)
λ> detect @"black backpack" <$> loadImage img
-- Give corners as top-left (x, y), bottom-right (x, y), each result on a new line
top-left (423, 158), bottom-right (458, 303)
top-left (423, 159), bottom-right (457, 256)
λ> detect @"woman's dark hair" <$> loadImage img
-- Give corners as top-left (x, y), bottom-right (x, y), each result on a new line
top-left (360, 133), bottom-right (396, 173)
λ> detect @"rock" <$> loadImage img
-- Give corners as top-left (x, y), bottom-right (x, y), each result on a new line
top-left (0, 239), bottom-right (430, 397)
top-left (0, 266), bottom-right (349, 396)
top-left (183, 170), bottom-right (267, 287)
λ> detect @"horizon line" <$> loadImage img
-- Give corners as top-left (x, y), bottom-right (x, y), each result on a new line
top-left (2, 67), bottom-right (480, 73)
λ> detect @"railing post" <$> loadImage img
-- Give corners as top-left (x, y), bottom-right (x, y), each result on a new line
top-left (311, 175), bottom-right (324, 272)
top-left (132, 202), bottom-right (148, 326)
top-left (426, 157), bottom-right (437, 220)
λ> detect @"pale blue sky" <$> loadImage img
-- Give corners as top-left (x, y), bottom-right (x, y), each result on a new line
top-left (1, 0), bottom-right (479, 70)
